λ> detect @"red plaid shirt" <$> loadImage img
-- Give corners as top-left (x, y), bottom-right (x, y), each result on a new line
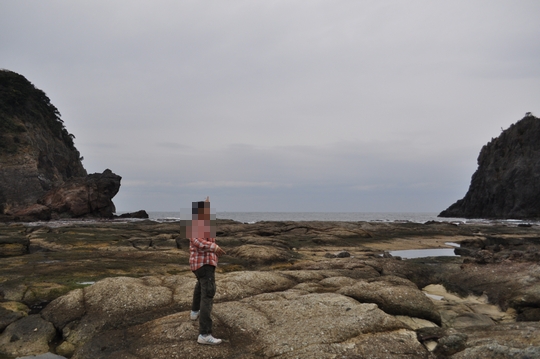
top-left (189, 220), bottom-right (218, 271)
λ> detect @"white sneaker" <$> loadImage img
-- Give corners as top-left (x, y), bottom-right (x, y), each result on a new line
top-left (190, 310), bottom-right (199, 320)
top-left (197, 334), bottom-right (222, 345)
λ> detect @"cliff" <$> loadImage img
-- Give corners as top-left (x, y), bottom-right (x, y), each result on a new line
top-left (0, 70), bottom-right (121, 220)
top-left (440, 113), bottom-right (540, 219)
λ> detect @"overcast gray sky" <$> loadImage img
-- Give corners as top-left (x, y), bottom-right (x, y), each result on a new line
top-left (2, 1), bottom-right (539, 212)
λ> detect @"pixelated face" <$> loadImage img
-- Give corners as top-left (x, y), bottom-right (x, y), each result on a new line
top-left (198, 206), bottom-right (211, 220)
top-left (189, 218), bottom-right (216, 238)
top-left (181, 201), bottom-right (216, 238)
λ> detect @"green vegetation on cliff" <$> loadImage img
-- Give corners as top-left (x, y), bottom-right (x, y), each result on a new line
top-left (440, 114), bottom-right (540, 219)
top-left (0, 70), bottom-right (88, 214)
top-left (0, 69), bottom-right (75, 152)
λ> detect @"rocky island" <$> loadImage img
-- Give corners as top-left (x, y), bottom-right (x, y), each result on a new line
top-left (440, 113), bottom-right (540, 219)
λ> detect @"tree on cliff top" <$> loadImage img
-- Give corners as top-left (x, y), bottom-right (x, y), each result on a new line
top-left (0, 69), bottom-right (76, 151)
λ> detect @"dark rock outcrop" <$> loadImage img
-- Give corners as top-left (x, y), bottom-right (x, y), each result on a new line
top-left (114, 210), bottom-right (149, 219)
top-left (440, 114), bottom-right (540, 219)
top-left (0, 70), bottom-right (86, 212)
top-left (40, 169), bottom-right (121, 219)
top-left (9, 170), bottom-right (122, 221)
top-left (0, 70), bottom-right (123, 220)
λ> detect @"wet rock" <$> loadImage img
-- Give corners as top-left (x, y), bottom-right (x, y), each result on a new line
top-left (0, 284), bottom-right (27, 302)
top-left (0, 306), bottom-right (24, 332)
top-left (516, 307), bottom-right (540, 321)
top-left (474, 249), bottom-right (494, 264)
top-left (114, 210), bottom-right (148, 219)
top-left (0, 235), bottom-right (29, 257)
top-left (0, 314), bottom-right (56, 358)
top-left (453, 246), bottom-right (477, 257)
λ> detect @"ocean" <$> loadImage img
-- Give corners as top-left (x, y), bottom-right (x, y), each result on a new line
top-left (144, 211), bottom-right (533, 225)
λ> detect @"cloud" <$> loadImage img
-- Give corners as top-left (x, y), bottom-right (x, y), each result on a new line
top-left (1, 1), bottom-right (539, 212)
top-left (182, 181), bottom-right (292, 189)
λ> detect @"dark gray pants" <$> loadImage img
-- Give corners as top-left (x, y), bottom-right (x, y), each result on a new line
top-left (191, 264), bottom-right (216, 335)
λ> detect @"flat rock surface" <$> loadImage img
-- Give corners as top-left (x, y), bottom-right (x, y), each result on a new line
top-left (1, 219), bottom-right (540, 358)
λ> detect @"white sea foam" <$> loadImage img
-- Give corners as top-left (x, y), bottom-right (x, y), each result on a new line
top-left (144, 211), bottom-right (538, 225)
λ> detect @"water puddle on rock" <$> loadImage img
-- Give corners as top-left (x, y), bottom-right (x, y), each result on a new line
top-left (424, 293), bottom-right (444, 301)
top-left (389, 247), bottom-right (458, 259)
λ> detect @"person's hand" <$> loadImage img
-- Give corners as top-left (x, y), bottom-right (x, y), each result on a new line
top-left (216, 245), bottom-right (226, 257)
top-left (205, 196), bottom-right (210, 202)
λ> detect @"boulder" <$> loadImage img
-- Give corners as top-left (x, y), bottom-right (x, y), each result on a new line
top-left (0, 314), bottom-right (56, 358)
top-left (0, 306), bottom-right (24, 332)
top-left (443, 262), bottom-right (540, 316)
top-left (42, 276), bottom-right (173, 346)
top-left (72, 291), bottom-right (424, 359)
top-left (423, 284), bottom-right (517, 327)
top-left (41, 271), bottom-right (298, 349)
top-left (433, 332), bottom-right (468, 357)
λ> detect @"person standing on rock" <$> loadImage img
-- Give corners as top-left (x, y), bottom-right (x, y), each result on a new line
top-left (189, 196), bottom-right (226, 345)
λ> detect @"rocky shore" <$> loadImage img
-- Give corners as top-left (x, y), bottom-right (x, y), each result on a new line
top-left (0, 219), bottom-right (539, 358)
